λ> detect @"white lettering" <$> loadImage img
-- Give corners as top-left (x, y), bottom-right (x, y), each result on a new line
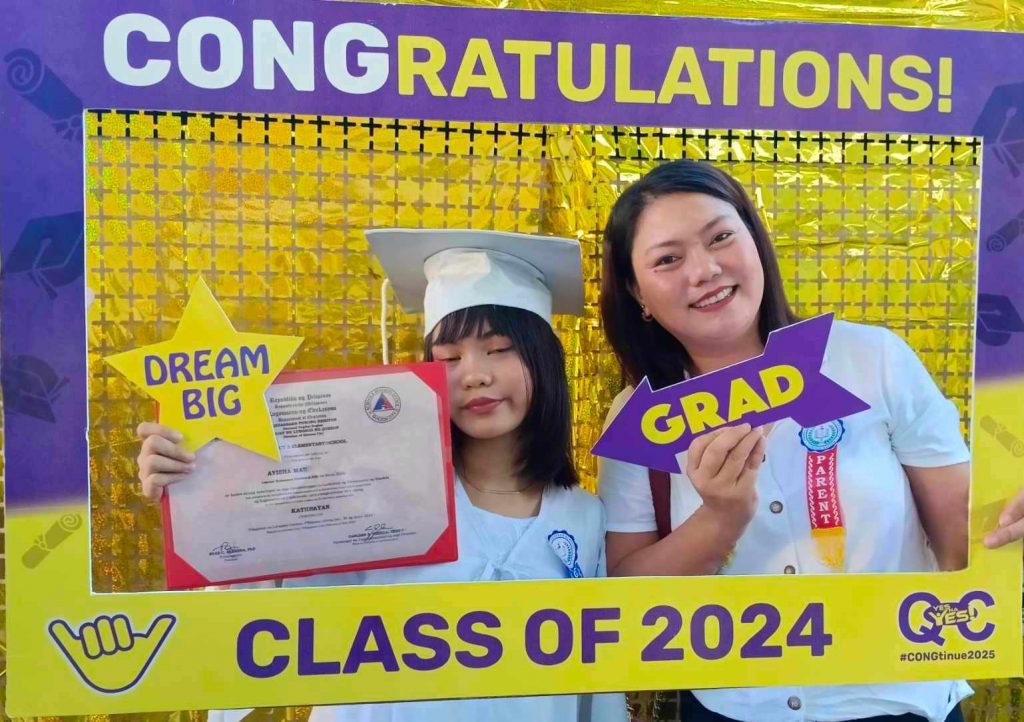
top-left (252, 20), bottom-right (314, 91)
top-left (103, 13), bottom-right (171, 87)
top-left (178, 16), bottom-right (244, 89)
top-left (324, 22), bottom-right (389, 94)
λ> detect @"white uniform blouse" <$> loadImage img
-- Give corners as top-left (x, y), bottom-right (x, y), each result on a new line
top-left (598, 321), bottom-right (971, 722)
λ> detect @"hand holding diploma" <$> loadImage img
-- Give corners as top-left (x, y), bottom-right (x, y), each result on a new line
top-left (137, 424), bottom-right (196, 501)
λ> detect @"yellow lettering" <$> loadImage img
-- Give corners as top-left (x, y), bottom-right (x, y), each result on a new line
top-left (837, 53), bottom-right (882, 110)
top-left (451, 38), bottom-right (507, 99)
top-left (680, 392), bottom-right (725, 434)
top-left (641, 403), bottom-right (686, 445)
top-left (760, 364), bottom-right (804, 407)
top-left (727, 377), bottom-right (770, 421)
top-left (708, 48), bottom-right (754, 106)
top-left (782, 50), bottom-right (830, 109)
top-left (657, 46), bottom-right (710, 105)
top-left (759, 49), bottom-right (776, 107)
top-left (937, 57), bottom-right (952, 113)
top-left (889, 54), bottom-right (933, 112)
top-left (557, 42), bottom-right (606, 103)
top-left (398, 35), bottom-right (448, 97)
top-left (615, 44), bottom-right (655, 103)
top-left (503, 39), bottom-right (552, 100)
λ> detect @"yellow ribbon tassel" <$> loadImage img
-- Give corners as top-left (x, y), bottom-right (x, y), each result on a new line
top-left (812, 526), bottom-right (845, 570)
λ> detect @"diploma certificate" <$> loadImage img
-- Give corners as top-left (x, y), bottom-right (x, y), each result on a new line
top-left (161, 363), bottom-right (456, 589)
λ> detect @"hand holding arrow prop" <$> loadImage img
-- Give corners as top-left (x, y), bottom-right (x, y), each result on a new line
top-left (592, 313), bottom-right (870, 473)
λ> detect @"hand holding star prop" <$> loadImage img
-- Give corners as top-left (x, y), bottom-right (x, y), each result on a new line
top-left (105, 277), bottom-right (303, 460)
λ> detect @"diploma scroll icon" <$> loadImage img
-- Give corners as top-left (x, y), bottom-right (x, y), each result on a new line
top-left (22, 513), bottom-right (82, 568)
top-left (49, 614), bottom-right (176, 694)
top-left (4, 49), bottom-right (84, 141)
top-left (980, 416), bottom-right (1024, 457)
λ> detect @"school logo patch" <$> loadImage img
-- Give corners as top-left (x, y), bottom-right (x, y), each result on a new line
top-left (365, 387), bottom-right (401, 423)
top-left (547, 530), bottom-right (583, 578)
top-left (799, 420), bottom-right (845, 452)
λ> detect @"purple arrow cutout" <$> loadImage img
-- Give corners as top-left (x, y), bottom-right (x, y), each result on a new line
top-left (592, 313), bottom-right (870, 473)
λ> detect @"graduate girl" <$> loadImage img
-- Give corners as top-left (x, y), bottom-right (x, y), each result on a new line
top-left (596, 160), bottom-right (1024, 722)
top-left (136, 229), bottom-right (627, 722)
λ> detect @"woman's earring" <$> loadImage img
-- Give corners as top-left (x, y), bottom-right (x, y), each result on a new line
top-left (640, 304), bottom-right (653, 322)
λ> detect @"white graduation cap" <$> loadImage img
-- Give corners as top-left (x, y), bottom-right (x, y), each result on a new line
top-left (365, 228), bottom-right (585, 336)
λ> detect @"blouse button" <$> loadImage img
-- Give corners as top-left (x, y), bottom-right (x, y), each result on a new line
top-left (769, 500), bottom-right (784, 513)
top-left (787, 695), bottom-right (802, 710)
top-left (784, 565), bottom-right (797, 574)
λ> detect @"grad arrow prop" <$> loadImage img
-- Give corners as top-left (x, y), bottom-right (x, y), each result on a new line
top-left (592, 313), bottom-right (870, 473)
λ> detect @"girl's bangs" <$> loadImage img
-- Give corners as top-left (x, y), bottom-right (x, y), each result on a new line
top-left (429, 305), bottom-right (517, 346)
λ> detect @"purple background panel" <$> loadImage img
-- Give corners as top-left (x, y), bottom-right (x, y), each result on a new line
top-left (1, 0), bottom-right (1022, 509)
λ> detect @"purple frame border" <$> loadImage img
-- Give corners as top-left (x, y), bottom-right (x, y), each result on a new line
top-left (2, 0), bottom-right (1022, 509)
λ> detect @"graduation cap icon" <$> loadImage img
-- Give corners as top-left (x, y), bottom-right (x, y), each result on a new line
top-left (977, 293), bottom-right (1024, 347)
top-left (0, 354), bottom-right (69, 422)
top-left (973, 82), bottom-right (1024, 178)
top-left (2, 212), bottom-right (83, 298)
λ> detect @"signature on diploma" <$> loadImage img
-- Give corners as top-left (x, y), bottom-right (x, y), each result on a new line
top-left (336, 523), bottom-right (412, 547)
top-left (358, 522), bottom-right (404, 543)
top-left (209, 541), bottom-right (255, 559)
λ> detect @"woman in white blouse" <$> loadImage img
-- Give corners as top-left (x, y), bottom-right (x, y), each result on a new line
top-left (596, 160), bottom-right (1024, 722)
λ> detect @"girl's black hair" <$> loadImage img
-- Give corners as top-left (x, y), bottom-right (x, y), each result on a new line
top-left (425, 305), bottom-right (579, 489)
top-left (600, 159), bottom-right (798, 387)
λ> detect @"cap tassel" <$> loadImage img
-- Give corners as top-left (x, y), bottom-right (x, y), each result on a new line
top-left (380, 278), bottom-right (390, 365)
top-left (811, 526), bottom-right (845, 570)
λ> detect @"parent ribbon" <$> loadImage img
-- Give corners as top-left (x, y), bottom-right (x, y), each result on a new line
top-left (592, 313), bottom-right (870, 473)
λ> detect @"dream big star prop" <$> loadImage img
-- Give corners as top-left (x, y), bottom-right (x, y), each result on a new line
top-left (105, 277), bottom-right (303, 460)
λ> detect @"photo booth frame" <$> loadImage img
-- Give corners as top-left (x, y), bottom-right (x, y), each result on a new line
top-left (2, 0), bottom-right (1023, 715)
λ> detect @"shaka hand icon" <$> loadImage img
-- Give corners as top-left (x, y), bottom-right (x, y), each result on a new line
top-left (49, 613), bottom-right (176, 693)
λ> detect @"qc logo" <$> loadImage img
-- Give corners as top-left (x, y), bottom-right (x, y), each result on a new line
top-left (365, 387), bottom-right (401, 423)
top-left (897, 591), bottom-right (995, 647)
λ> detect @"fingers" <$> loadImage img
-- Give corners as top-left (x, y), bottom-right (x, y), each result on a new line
top-left (687, 425), bottom-right (739, 478)
top-left (142, 453), bottom-right (195, 475)
top-left (141, 614), bottom-right (177, 644)
top-left (982, 487), bottom-right (1024, 549)
top-left (137, 433), bottom-right (196, 501)
top-left (746, 435), bottom-right (768, 471)
top-left (48, 619), bottom-right (78, 657)
top-left (140, 434), bottom-right (195, 465)
top-left (140, 473), bottom-right (190, 501)
top-left (95, 615), bottom-right (120, 654)
top-left (111, 614), bottom-right (134, 651)
top-left (997, 487), bottom-right (1024, 528)
top-left (984, 517), bottom-right (1024, 549)
top-left (80, 621), bottom-right (102, 659)
top-left (692, 424), bottom-right (752, 480)
top-left (717, 428), bottom-right (765, 485)
top-left (137, 422), bottom-right (184, 443)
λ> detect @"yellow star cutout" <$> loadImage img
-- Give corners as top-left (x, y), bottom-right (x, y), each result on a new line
top-left (105, 277), bottom-right (303, 460)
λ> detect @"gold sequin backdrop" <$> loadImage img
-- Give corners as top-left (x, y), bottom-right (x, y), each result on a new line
top-left (82, 112), bottom-right (980, 589)
top-left (3, 3), bottom-right (1022, 722)
top-left (87, 114), bottom-right (979, 700)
